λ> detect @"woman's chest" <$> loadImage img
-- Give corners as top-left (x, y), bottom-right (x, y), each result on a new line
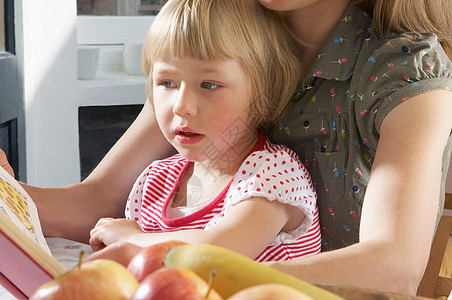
top-left (265, 78), bottom-right (355, 162)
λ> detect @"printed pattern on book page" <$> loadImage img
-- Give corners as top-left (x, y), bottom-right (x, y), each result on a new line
top-left (0, 167), bottom-right (51, 253)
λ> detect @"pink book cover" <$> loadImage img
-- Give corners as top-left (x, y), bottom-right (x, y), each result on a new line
top-left (0, 167), bottom-right (66, 297)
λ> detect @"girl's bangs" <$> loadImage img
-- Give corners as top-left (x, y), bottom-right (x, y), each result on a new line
top-left (145, 1), bottom-right (238, 64)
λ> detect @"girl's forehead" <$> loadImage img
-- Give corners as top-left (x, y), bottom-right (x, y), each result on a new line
top-left (153, 56), bottom-right (244, 73)
top-left (148, 39), bottom-right (237, 62)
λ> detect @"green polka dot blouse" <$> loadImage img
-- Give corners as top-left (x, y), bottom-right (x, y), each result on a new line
top-left (264, 5), bottom-right (452, 251)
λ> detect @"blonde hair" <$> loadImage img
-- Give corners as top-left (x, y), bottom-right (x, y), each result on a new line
top-left (352, 0), bottom-right (452, 57)
top-left (141, 0), bottom-right (303, 128)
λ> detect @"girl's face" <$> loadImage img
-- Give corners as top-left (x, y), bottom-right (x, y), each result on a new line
top-left (152, 55), bottom-right (257, 169)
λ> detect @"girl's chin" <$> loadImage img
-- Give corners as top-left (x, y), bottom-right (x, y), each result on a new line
top-left (173, 146), bottom-right (203, 161)
top-left (179, 153), bottom-right (205, 162)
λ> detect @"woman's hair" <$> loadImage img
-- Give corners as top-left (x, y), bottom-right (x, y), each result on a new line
top-left (141, 0), bottom-right (303, 128)
top-left (352, 0), bottom-right (452, 57)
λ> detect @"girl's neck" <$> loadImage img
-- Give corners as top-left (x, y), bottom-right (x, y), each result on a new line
top-left (172, 132), bottom-right (258, 208)
top-left (285, 0), bottom-right (350, 72)
top-left (192, 131), bottom-right (259, 179)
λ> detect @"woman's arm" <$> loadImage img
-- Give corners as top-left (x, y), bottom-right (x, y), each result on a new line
top-left (89, 196), bottom-right (305, 260)
top-left (25, 99), bottom-right (175, 243)
top-left (0, 150), bottom-right (15, 177)
top-left (266, 90), bottom-right (452, 295)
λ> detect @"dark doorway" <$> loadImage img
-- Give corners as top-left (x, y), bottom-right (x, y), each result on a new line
top-left (78, 105), bottom-right (142, 180)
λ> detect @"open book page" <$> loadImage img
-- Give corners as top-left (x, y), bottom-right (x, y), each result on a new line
top-left (0, 167), bottom-right (50, 254)
top-left (46, 237), bottom-right (94, 270)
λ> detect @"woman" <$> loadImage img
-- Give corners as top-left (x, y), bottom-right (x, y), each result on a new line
top-left (2, 0), bottom-right (451, 295)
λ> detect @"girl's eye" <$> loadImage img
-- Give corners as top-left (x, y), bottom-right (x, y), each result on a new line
top-left (201, 82), bottom-right (220, 90)
top-left (158, 81), bottom-right (176, 88)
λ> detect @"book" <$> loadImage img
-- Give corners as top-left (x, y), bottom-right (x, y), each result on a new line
top-left (0, 166), bottom-right (67, 299)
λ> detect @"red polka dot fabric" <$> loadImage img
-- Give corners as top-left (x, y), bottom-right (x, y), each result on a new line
top-left (125, 135), bottom-right (321, 261)
top-left (207, 147), bottom-right (317, 246)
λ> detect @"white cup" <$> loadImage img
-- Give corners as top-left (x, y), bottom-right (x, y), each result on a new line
top-left (123, 43), bottom-right (143, 76)
top-left (77, 46), bottom-right (100, 80)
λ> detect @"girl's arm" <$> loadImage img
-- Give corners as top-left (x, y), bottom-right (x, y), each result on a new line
top-left (267, 90), bottom-right (452, 295)
top-left (89, 196), bottom-right (305, 260)
top-left (24, 98), bottom-right (176, 243)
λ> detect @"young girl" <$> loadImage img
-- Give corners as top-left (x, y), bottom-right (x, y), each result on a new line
top-left (88, 0), bottom-right (321, 262)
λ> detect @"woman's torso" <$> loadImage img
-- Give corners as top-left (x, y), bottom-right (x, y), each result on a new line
top-left (265, 5), bottom-right (452, 251)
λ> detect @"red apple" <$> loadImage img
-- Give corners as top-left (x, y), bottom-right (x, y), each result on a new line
top-left (30, 259), bottom-right (139, 300)
top-left (127, 240), bottom-right (187, 282)
top-left (131, 267), bottom-right (223, 300)
top-left (227, 283), bottom-right (313, 300)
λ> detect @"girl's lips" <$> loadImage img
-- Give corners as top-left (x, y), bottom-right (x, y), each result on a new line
top-left (174, 128), bottom-right (204, 144)
top-left (175, 132), bottom-right (204, 144)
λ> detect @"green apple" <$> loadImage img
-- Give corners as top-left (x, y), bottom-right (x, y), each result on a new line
top-left (30, 258), bottom-right (139, 299)
top-left (127, 240), bottom-right (187, 282)
top-left (228, 283), bottom-right (314, 300)
top-left (131, 267), bottom-right (223, 300)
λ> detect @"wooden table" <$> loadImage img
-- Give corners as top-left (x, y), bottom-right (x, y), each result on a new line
top-left (319, 285), bottom-right (433, 300)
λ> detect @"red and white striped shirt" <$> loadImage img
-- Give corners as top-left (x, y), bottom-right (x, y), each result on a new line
top-left (126, 133), bottom-right (321, 262)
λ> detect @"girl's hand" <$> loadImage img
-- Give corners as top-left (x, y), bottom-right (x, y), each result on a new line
top-left (89, 218), bottom-right (143, 251)
top-left (0, 149), bottom-right (15, 178)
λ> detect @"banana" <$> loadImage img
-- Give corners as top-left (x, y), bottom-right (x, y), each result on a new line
top-left (163, 244), bottom-right (344, 299)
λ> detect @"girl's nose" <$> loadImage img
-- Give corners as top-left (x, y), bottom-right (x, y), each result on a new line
top-left (173, 85), bottom-right (198, 117)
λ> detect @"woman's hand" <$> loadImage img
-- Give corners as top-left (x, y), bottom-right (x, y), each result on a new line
top-left (85, 242), bottom-right (143, 267)
top-left (89, 218), bottom-right (144, 251)
top-left (0, 149), bottom-right (15, 178)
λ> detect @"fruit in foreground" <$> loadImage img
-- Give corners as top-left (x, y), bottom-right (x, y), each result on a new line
top-left (228, 283), bottom-right (314, 300)
top-left (163, 244), bottom-right (343, 299)
top-left (30, 258), bottom-right (139, 300)
top-left (128, 240), bottom-right (187, 282)
top-left (131, 267), bottom-right (223, 300)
